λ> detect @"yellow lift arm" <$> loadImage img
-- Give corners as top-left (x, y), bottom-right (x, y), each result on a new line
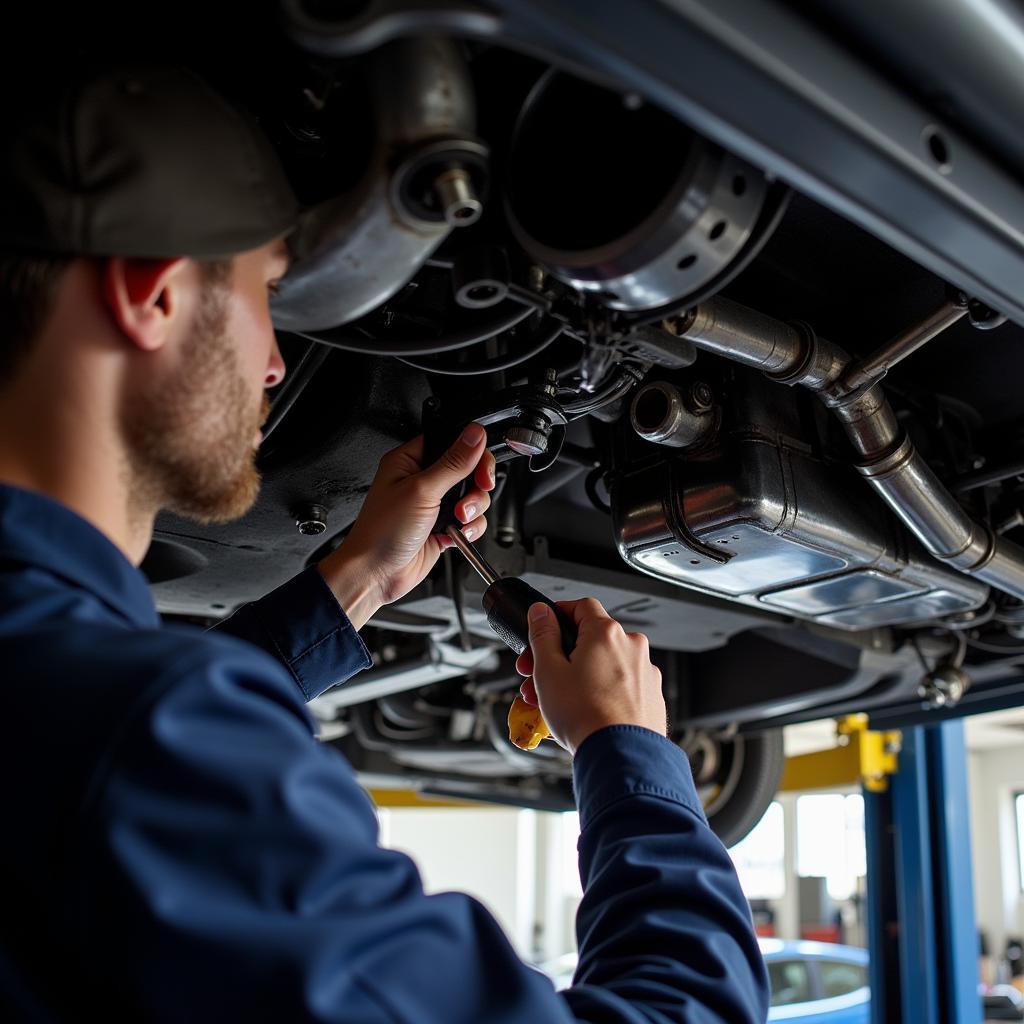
top-left (780, 714), bottom-right (902, 794)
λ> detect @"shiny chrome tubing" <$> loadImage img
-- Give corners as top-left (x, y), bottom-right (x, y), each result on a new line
top-left (446, 525), bottom-right (500, 586)
top-left (858, 437), bottom-right (991, 563)
top-left (860, 441), bottom-right (1024, 596)
top-left (671, 297), bottom-right (805, 375)
top-left (828, 386), bottom-right (902, 460)
top-left (677, 295), bottom-right (1024, 600)
top-left (972, 544), bottom-right (1024, 596)
top-left (841, 300), bottom-right (967, 392)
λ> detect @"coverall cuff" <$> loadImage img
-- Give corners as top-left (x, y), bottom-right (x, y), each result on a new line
top-left (572, 725), bottom-right (706, 831)
top-left (241, 565), bottom-right (373, 700)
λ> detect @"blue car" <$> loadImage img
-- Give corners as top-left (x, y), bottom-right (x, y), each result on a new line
top-left (541, 939), bottom-right (870, 1022)
top-left (760, 940), bottom-right (869, 1023)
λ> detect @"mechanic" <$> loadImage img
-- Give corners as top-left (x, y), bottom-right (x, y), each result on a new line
top-left (0, 67), bottom-right (769, 1022)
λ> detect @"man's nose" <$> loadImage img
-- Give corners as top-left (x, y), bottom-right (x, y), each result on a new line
top-left (265, 335), bottom-right (286, 388)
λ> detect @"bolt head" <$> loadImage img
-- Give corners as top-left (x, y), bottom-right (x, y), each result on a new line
top-left (505, 425), bottom-right (548, 457)
top-left (688, 381), bottom-right (714, 412)
top-left (296, 504), bottom-right (328, 536)
top-left (920, 665), bottom-right (970, 708)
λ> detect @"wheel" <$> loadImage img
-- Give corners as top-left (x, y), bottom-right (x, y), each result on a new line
top-left (685, 729), bottom-right (785, 848)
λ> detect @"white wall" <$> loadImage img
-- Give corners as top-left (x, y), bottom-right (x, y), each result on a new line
top-left (379, 807), bottom-right (538, 957)
top-left (378, 806), bottom-right (583, 963)
top-left (968, 746), bottom-right (1024, 960)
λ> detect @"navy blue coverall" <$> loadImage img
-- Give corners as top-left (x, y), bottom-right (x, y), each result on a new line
top-left (0, 482), bottom-right (769, 1022)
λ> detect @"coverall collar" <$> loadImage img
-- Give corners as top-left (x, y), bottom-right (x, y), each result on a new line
top-left (0, 482), bottom-right (159, 628)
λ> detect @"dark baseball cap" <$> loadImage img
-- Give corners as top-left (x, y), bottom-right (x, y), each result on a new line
top-left (0, 65), bottom-right (299, 259)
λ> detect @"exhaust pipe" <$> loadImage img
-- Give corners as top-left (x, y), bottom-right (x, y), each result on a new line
top-left (630, 380), bottom-right (716, 449)
top-left (668, 296), bottom-right (1024, 601)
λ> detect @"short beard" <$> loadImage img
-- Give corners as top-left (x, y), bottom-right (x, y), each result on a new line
top-left (122, 273), bottom-right (268, 526)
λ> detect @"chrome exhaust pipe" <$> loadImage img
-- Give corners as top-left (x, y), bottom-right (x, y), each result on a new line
top-left (671, 295), bottom-right (1024, 601)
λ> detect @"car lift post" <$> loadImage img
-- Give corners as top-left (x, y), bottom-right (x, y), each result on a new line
top-left (783, 715), bottom-right (981, 1023)
top-left (864, 719), bottom-right (980, 1024)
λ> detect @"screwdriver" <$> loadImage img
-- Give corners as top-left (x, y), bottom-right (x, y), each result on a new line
top-left (445, 524), bottom-right (578, 659)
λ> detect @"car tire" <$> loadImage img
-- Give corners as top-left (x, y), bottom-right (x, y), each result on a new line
top-left (690, 729), bottom-right (785, 848)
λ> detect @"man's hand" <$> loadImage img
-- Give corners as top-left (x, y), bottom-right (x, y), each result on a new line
top-left (516, 598), bottom-right (666, 756)
top-left (317, 424), bottom-right (495, 629)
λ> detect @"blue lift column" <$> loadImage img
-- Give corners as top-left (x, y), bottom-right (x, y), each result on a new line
top-left (865, 719), bottom-right (980, 1024)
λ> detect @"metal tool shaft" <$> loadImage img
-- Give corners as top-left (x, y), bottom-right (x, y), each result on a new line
top-left (446, 524), bottom-right (500, 586)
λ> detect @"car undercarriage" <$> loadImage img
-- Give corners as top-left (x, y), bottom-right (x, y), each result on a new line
top-left (46, 0), bottom-right (1024, 845)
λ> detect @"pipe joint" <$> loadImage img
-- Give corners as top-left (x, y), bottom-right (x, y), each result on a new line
top-left (774, 327), bottom-right (848, 393)
top-left (762, 320), bottom-right (819, 386)
top-left (854, 433), bottom-right (917, 480)
top-left (947, 525), bottom-right (997, 575)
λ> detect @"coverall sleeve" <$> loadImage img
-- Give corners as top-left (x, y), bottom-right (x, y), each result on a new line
top-left (566, 726), bottom-right (770, 1023)
top-left (73, 631), bottom-right (768, 1023)
top-left (211, 565), bottom-right (372, 699)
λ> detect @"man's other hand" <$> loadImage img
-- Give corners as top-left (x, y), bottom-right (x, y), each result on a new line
top-left (317, 424), bottom-right (495, 628)
top-left (516, 598), bottom-right (667, 756)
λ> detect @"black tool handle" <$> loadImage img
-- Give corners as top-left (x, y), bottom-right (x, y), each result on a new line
top-left (422, 400), bottom-right (470, 535)
top-left (482, 578), bottom-right (578, 657)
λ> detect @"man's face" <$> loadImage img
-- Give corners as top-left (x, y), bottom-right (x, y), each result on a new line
top-left (122, 240), bottom-right (289, 523)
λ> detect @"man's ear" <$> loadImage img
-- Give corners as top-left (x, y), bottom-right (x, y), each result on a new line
top-left (101, 257), bottom-right (190, 353)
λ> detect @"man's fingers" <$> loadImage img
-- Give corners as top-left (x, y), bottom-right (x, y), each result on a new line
top-left (558, 596), bottom-right (613, 628)
top-left (417, 422), bottom-right (487, 498)
top-left (475, 449), bottom-right (496, 492)
top-left (519, 677), bottom-right (539, 706)
top-left (535, 596), bottom-right (611, 625)
top-left (538, 596), bottom-right (623, 644)
top-left (527, 603), bottom-right (570, 666)
top-left (375, 436), bottom-right (426, 485)
top-left (459, 514), bottom-right (487, 542)
top-left (626, 631), bottom-right (651, 654)
top-left (515, 649), bottom-right (534, 677)
top-left (456, 489), bottom-right (491, 524)
top-left (395, 435), bottom-right (424, 464)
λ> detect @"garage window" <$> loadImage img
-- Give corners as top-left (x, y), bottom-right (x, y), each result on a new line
top-left (796, 793), bottom-right (866, 899)
top-left (1016, 792), bottom-right (1024, 893)
top-left (729, 801), bottom-right (785, 899)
